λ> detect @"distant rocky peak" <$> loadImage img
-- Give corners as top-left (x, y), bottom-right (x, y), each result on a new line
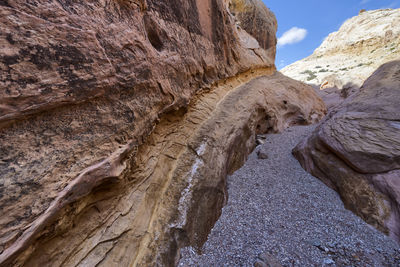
top-left (315, 8), bottom-right (400, 55)
top-left (281, 8), bottom-right (400, 108)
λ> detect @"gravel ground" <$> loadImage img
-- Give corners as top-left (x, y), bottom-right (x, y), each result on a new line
top-left (179, 125), bottom-right (400, 267)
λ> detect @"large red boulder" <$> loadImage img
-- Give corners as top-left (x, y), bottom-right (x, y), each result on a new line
top-left (294, 60), bottom-right (400, 242)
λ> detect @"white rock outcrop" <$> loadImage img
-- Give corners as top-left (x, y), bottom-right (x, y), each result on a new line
top-left (281, 9), bottom-right (400, 90)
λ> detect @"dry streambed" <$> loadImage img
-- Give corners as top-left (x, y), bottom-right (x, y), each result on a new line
top-left (179, 125), bottom-right (400, 267)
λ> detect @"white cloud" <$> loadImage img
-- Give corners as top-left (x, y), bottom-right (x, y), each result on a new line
top-left (277, 27), bottom-right (308, 48)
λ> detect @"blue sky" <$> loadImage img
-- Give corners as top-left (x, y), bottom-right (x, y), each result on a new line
top-left (262, 0), bottom-right (400, 69)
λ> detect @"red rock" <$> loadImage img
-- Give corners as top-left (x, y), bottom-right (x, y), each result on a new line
top-left (0, 0), bottom-right (325, 266)
top-left (293, 60), bottom-right (400, 242)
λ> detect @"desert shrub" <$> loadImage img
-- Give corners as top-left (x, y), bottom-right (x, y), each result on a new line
top-left (307, 74), bottom-right (316, 81)
top-left (301, 70), bottom-right (312, 74)
top-left (300, 70), bottom-right (317, 81)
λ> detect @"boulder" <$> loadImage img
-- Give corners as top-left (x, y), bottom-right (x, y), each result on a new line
top-left (257, 148), bottom-right (269, 159)
top-left (228, 0), bottom-right (277, 52)
top-left (293, 60), bottom-right (400, 242)
top-left (0, 0), bottom-right (325, 266)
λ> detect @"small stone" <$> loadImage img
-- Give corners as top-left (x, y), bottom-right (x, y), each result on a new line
top-left (256, 138), bottom-right (265, 145)
top-left (257, 150), bottom-right (269, 159)
top-left (311, 239), bottom-right (321, 247)
top-left (257, 134), bottom-right (267, 140)
top-left (323, 258), bottom-right (335, 265)
top-left (327, 241), bottom-right (336, 248)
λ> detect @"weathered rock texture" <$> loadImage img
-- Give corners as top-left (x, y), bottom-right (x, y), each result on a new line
top-left (0, 0), bottom-right (325, 266)
top-left (281, 8), bottom-right (400, 108)
top-left (293, 60), bottom-right (400, 243)
top-left (227, 0), bottom-right (277, 52)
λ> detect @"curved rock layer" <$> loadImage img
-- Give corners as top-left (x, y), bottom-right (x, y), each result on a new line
top-left (293, 60), bottom-right (400, 243)
top-left (281, 8), bottom-right (400, 107)
top-left (1, 69), bottom-right (326, 266)
top-left (0, 0), bottom-right (326, 266)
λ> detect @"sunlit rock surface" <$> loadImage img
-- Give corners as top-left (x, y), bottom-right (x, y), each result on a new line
top-left (282, 8), bottom-right (400, 108)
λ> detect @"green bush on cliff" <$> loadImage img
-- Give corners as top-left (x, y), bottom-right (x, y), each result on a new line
top-left (300, 70), bottom-right (317, 81)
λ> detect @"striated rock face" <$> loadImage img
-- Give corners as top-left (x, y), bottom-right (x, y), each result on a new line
top-left (281, 8), bottom-right (400, 108)
top-left (293, 60), bottom-right (400, 243)
top-left (1, 0), bottom-right (276, 124)
top-left (0, 0), bottom-right (325, 266)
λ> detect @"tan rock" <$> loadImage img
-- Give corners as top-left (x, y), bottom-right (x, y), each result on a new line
top-left (293, 60), bottom-right (400, 243)
top-left (228, 0), bottom-right (277, 53)
top-left (0, 0), bottom-right (325, 266)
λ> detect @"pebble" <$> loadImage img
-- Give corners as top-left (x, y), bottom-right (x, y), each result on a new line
top-left (323, 258), bottom-right (335, 265)
top-left (257, 149), bottom-right (269, 159)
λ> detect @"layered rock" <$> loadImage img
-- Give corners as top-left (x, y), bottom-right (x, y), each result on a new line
top-left (0, 0), bottom-right (325, 266)
top-left (281, 8), bottom-right (400, 108)
top-left (293, 60), bottom-right (400, 242)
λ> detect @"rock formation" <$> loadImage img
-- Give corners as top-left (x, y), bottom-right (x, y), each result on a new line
top-left (293, 60), bottom-right (400, 243)
top-left (0, 0), bottom-right (325, 266)
top-left (281, 8), bottom-right (400, 108)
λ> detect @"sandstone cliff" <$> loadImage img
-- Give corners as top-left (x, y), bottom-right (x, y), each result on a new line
top-left (293, 60), bottom-right (400, 242)
top-left (281, 8), bottom-right (400, 106)
top-left (0, 1), bottom-right (325, 266)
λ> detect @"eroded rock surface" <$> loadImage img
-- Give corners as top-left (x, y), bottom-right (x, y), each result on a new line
top-left (0, 0), bottom-right (325, 266)
top-left (281, 8), bottom-right (400, 108)
top-left (228, 0), bottom-right (277, 52)
top-left (293, 60), bottom-right (400, 243)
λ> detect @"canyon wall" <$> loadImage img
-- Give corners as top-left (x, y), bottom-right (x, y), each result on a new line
top-left (293, 60), bottom-right (400, 242)
top-left (0, 0), bottom-right (325, 266)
